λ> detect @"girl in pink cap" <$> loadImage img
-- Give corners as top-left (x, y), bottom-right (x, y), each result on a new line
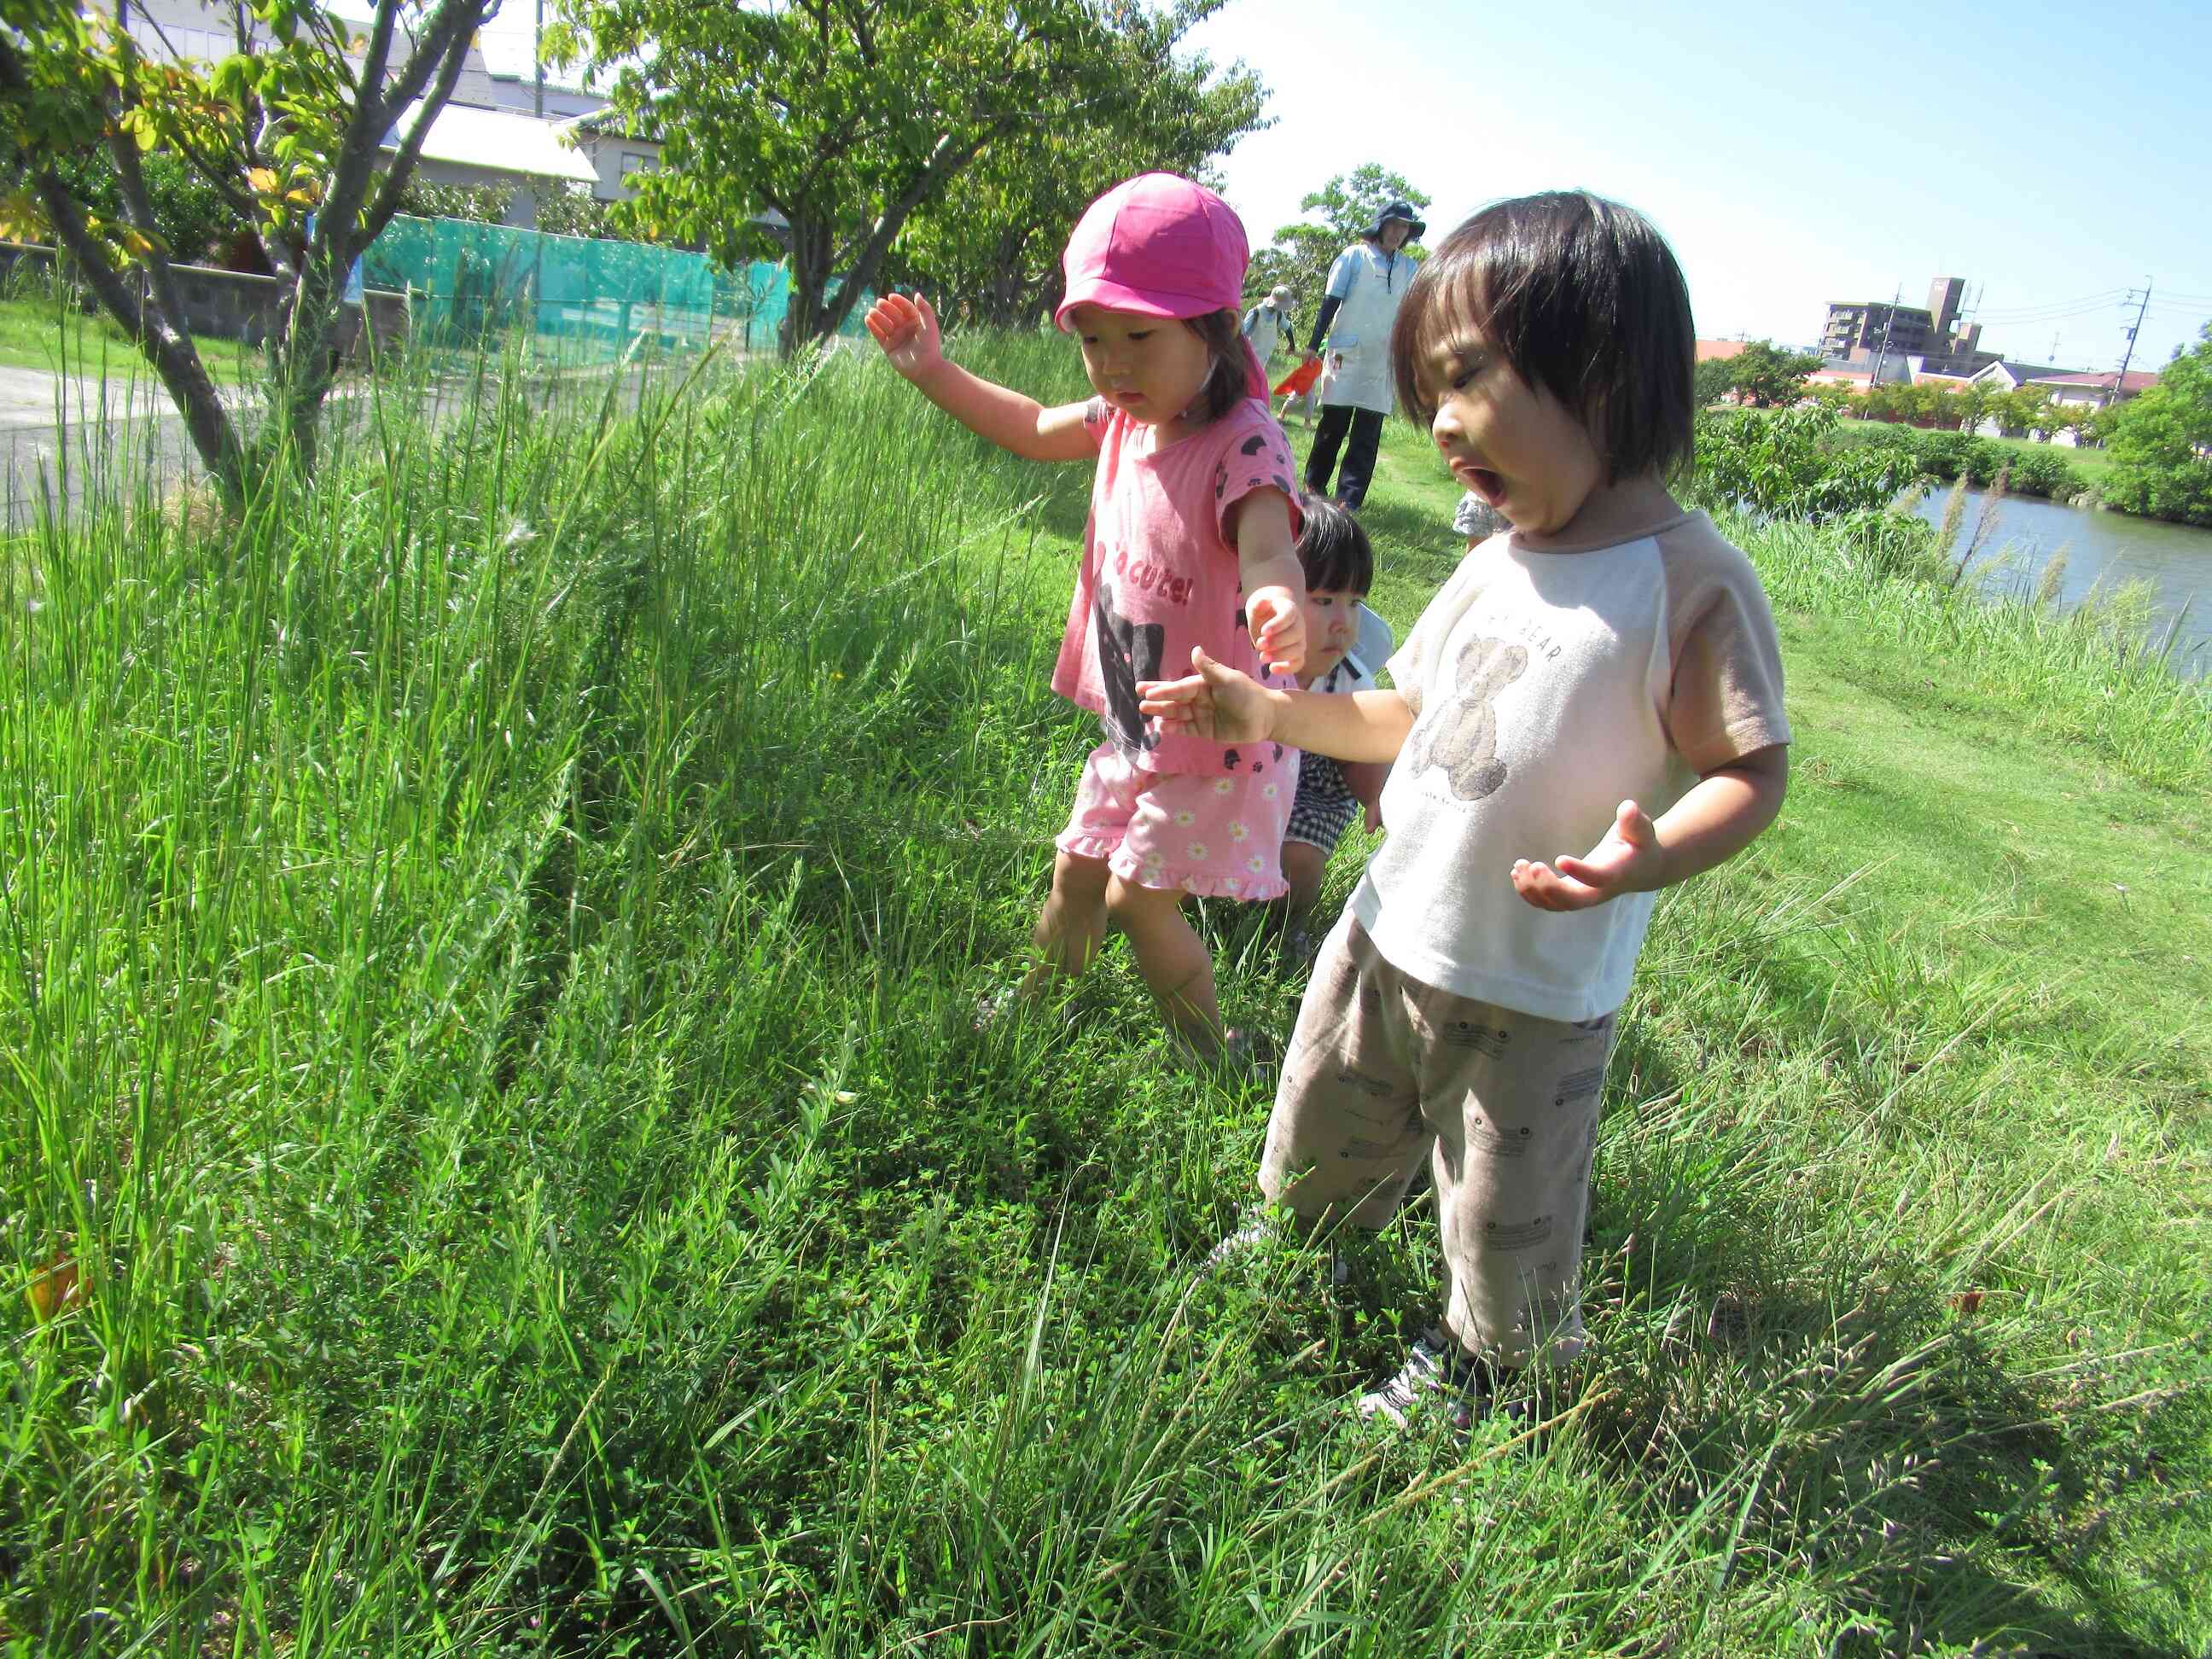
top-left (864, 172), bottom-right (1308, 1062)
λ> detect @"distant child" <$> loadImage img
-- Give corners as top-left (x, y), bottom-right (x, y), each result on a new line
top-left (1275, 348), bottom-right (1338, 426)
top-left (1279, 499), bottom-right (1392, 933)
top-left (1241, 283), bottom-right (1298, 368)
top-left (1142, 192), bottom-right (1792, 1428)
top-left (1453, 488), bottom-right (1509, 545)
top-left (864, 173), bottom-right (1308, 1062)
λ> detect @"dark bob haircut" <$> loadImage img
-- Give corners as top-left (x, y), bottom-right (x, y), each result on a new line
top-left (1182, 308), bottom-right (1249, 428)
top-left (1390, 192), bottom-right (1696, 485)
top-left (1293, 497), bottom-right (1373, 593)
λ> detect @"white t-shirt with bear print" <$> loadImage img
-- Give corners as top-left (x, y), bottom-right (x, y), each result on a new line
top-left (1351, 509), bottom-right (1790, 1022)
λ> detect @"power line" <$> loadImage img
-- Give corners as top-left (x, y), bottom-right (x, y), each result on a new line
top-left (1965, 287), bottom-right (2128, 321)
top-left (1970, 294), bottom-right (2135, 323)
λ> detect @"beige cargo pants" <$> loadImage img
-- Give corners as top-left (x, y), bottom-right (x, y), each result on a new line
top-left (1259, 916), bottom-right (1618, 1369)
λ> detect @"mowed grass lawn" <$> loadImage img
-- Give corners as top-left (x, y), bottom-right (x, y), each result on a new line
top-left (2, 339), bottom-right (2205, 1655)
top-left (0, 290), bottom-right (260, 384)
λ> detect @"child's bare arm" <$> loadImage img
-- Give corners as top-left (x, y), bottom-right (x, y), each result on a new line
top-left (1138, 650), bottom-right (1412, 763)
top-left (1511, 745), bottom-right (1789, 911)
top-left (1232, 487), bottom-right (1307, 678)
top-left (864, 293), bottom-right (1094, 462)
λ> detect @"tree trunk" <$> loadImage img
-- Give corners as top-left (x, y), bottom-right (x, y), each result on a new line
top-left (783, 218), bottom-right (835, 357)
top-left (32, 173), bottom-right (249, 506)
top-left (261, 253), bottom-right (350, 479)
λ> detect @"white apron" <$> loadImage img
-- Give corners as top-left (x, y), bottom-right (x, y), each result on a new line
top-left (1321, 241), bottom-right (1417, 414)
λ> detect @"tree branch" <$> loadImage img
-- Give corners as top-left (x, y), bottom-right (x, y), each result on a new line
top-left (358, 16), bottom-right (477, 242)
top-left (26, 160), bottom-right (245, 501)
top-left (378, 0), bottom-right (496, 120)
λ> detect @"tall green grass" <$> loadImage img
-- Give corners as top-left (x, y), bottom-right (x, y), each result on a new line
top-left (0, 341), bottom-right (2203, 1655)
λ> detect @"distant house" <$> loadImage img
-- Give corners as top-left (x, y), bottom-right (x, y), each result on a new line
top-left (2011, 370), bottom-right (2158, 446)
top-left (381, 102), bottom-right (601, 228)
top-left (1807, 354), bottom-right (1906, 390)
top-left (457, 30), bottom-right (609, 119)
top-left (103, 0), bottom-right (629, 227)
top-left (557, 113), bottom-right (667, 205)
top-left (2026, 370), bottom-right (2159, 412)
top-left (1908, 363), bottom-right (1974, 389)
top-left (1968, 359), bottom-right (2071, 393)
top-left (1695, 338), bottom-right (1748, 363)
top-left (1961, 359), bottom-right (2081, 440)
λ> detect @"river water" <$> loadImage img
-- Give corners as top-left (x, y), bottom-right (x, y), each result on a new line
top-left (1908, 488), bottom-right (2212, 681)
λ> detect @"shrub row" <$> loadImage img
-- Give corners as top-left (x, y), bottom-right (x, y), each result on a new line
top-left (1835, 424), bottom-right (2093, 503)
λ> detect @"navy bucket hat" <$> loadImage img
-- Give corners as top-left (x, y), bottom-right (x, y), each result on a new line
top-left (1361, 201), bottom-right (1428, 242)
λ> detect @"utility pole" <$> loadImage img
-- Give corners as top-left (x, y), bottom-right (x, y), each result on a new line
top-left (1867, 282), bottom-right (1902, 389)
top-left (534, 0), bottom-right (545, 118)
top-left (2113, 277), bottom-right (2151, 401)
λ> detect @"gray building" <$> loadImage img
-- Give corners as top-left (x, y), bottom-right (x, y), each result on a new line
top-left (1822, 275), bottom-right (1974, 367)
top-left (96, 1), bottom-right (664, 227)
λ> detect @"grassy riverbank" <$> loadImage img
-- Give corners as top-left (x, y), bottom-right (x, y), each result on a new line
top-left (3, 340), bottom-right (2205, 1655)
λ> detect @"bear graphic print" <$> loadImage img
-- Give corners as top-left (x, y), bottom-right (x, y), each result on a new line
top-left (1406, 633), bottom-right (1528, 801)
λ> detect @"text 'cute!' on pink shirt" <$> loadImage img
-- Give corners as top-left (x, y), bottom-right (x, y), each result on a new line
top-left (1051, 395), bottom-right (1304, 777)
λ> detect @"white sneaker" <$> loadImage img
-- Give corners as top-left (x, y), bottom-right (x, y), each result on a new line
top-left (1355, 1328), bottom-right (1493, 1432)
top-left (1198, 1206), bottom-right (1349, 1284)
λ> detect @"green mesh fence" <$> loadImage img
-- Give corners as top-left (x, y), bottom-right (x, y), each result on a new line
top-left (363, 214), bottom-right (870, 358)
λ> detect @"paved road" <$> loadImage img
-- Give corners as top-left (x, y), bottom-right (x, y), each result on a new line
top-left (0, 364), bottom-right (251, 527)
top-left (1, 354), bottom-right (703, 529)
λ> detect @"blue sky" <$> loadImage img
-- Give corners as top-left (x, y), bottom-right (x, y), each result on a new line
top-left (1179, 0), bottom-right (2210, 374)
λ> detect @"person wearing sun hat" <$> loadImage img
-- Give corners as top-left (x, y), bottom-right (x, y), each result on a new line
top-left (1241, 282), bottom-right (1298, 369)
top-left (1301, 199), bottom-right (1427, 509)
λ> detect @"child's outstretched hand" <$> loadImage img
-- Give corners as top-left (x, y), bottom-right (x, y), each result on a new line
top-left (1511, 800), bottom-right (1661, 911)
top-left (1244, 584), bottom-right (1305, 678)
top-left (1138, 648), bottom-right (1276, 745)
top-left (864, 292), bottom-right (943, 381)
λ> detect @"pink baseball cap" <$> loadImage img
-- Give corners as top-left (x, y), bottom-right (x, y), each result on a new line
top-left (1055, 173), bottom-right (1249, 331)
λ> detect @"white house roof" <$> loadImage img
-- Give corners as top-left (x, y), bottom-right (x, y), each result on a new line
top-left (381, 101), bottom-right (599, 184)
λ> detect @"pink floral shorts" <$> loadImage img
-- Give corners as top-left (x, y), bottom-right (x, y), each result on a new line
top-left (1057, 740), bottom-right (1301, 901)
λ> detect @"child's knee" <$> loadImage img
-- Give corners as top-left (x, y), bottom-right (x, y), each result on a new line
top-left (1103, 874), bottom-right (1188, 932)
top-left (1050, 850), bottom-right (1113, 907)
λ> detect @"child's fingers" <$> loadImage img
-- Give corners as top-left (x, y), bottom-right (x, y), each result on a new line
top-left (1513, 856), bottom-right (1604, 911)
top-left (1196, 648), bottom-right (1258, 690)
top-left (864, 299), bottom-right (914, 352)
top-left (1135, 675), bottom-right (1203, 712)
